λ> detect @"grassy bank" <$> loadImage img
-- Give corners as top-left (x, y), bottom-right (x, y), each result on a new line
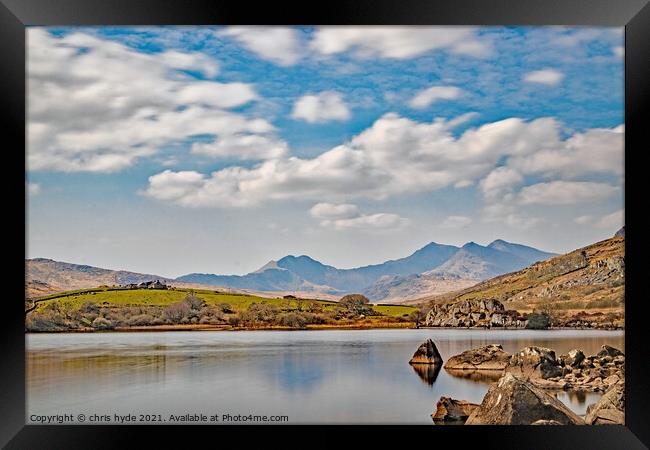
top-left (25, 288), bottom-right (417, 332)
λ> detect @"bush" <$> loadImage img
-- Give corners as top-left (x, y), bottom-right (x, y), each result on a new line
top-left (240, 303), bottom-right (279, 326)
top-left (337, 294), bottom-right (378, 318)
top-left (92, 316), bottom-right (114, 330)
top-left (218, 303), bottom-right (234, 314)
top-left (162, 301), bottom-right (191, 324)
top-left (526, 313), bottom-right (551, 330)
top-left (277, 312), bottom-right (307, 328)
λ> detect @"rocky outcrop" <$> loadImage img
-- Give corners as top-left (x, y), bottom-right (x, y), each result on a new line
top-left (504, 345), bottom-right (625, 393)
top-left (585, 380), bottom-right (625, 425)
top-left (444, 344), bottom-right (511, 371)
top-left (409, 339), bottom-right (443, 365)
top-left (432, 397), bottom-right (480, 424)
top-left (465, 373), bottom-right (585, 425)
top-left (505, 346), bottom-right (564, 380)
top-left (425, 299), bottom-right (527, 328)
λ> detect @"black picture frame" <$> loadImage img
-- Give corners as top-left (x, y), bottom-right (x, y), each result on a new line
top-left (2, 0), bottom-right (648, 448)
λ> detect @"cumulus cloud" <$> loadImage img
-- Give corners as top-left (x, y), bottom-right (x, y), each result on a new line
top-left (28, 29), bottom-right (278, 172)
top-left (291, 91), bottom-right (351, 123)
top-left (440, 215), bottom-right (472, 229)
top-left (309, 202), bottom-right (360, 220)
top-left (408, 86), bottom-right (464, 109)
top-left (613, 46), bottom-right (624, 58)
top-left (191, 134), bottom-right (288, 160)
top-left (27, 182), bottom-right (41, 195)
top-left (310, 26), bottom-right (490, 59)
top-left (523, 69), bottom-right (565, 86)
top-left (309, 202), bottom-right (408, 231)
top-left (218, 26), bottom-right (302, 66)
top-left (479, 166), bottom-right (523, 200)
top-left (321, 213), bottom-right (410, 231)
top-left (517, 181), bottom-right (619, 206)
top-left (508, 125), bottom-right (624, 178)
top-left (144, 113), bottom-right (623, 209)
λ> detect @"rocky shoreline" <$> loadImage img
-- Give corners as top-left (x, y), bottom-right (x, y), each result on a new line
top-left (408, 339), bottom-right (625, 425)
top-left (423, 298), bottom-right (623, 330)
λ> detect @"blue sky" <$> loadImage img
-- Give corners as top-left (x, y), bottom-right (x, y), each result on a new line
top-left (27, 26), bottom-right (624, 277)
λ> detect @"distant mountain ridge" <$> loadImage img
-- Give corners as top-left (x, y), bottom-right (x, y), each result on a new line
top-left (177, 239), bottom-right (556, 302)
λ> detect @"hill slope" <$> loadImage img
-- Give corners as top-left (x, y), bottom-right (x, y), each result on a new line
top-left (414, 233), bottom-right (624, 316)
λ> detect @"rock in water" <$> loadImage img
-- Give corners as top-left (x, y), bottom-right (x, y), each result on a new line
top-left (505, 346), bottom-right (563, 380)
top-left (597, 345), bottom-right (624, 359)
top-left (409, 339), bottom-right (443, 365)
top-left (432, 397), bottom-right (480, 424)
top-left (465, 373), bottom-right (585, 425)
top-left (585, 380), bottom-right (625, 425)
top-left (444, 344), bottom-right (511, 371)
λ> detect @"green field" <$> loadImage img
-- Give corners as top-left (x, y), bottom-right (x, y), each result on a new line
top-left (30, 288), bottom-right (415, 317)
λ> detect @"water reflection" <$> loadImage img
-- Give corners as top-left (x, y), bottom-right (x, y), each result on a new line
top-left (444, 368), bottom-right (503, 384)
top-left (410, 364), bottom-right (441, 386)
top-left (26, 329), bottom-right (624, 424)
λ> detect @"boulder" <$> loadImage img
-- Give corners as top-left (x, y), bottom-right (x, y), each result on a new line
top-left (597, 345), bottom-right (624, 359)
top-left (432, 397), bottom-right (480, 424)
top-left (444, 344), bottom-right (511, 371)
top-left (505, 346), bottom-right (563, 380)
top-left (409, 339), bottom-right (443, 365)
top-left (585, 380), bottom-right (625, 425)
top-left (563, 349), bottom-right (586, 368)
top-left (465, 373), bottom-right (585, 425)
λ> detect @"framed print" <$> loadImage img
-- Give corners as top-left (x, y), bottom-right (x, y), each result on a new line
top-left (2, 0), bottom-right (649, 448)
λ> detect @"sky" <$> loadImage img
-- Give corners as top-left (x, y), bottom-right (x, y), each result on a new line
top-left (26, 26), bottom-right (625, 278)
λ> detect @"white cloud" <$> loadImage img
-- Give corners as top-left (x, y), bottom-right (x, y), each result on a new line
top-left (321, 213), bottom-right (410, 231)
top-left (309, 202), bottom-right (408, 231)
top-left (508, 125), bottom-right (624, 178)
top-left (408, 86), bottom-right (464, 109)
top-left (27, 182), bottom-right (41, 195)
top-left (218, 26), bottom-right (302, 66)
top-left (145, 114), bottom-right (622, 209)
top-left (191, 134), bottom-right (288, 160)
top-left (310, 26), bottom-right (490, 59)
top-left (291, 91), bottom-right (351, 123)
top-left (440, 215), bottom-right (472, 229)
top-left (309, 202), bottom-right (360, 220)
top-left (595, 209), bottom-right (624, 229)
top-left (517, 181), bottom-right (619, 206)
top-left (523, 69), bottom-right (565, 86)
top-left (479, 166), bottom-right (523, 200)
top-left (28, 29), bottom-right (277, 172)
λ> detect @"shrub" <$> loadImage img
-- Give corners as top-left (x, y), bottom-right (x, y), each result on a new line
top-left (337, 294), bottom-right (378, 318)
top-left (218, 303), bottom-right (234, 314)
top-left (92, 316), bottom-right (114, 330)
top-left (277, 312), bottom-right (307, 329)
top-left (526, 313), bottom-right (551, 330)
top-left (162, 302), bottom-right (191, 324)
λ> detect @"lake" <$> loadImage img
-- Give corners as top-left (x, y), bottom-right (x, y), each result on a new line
top-left (26, 329), bottom-right (624, 424)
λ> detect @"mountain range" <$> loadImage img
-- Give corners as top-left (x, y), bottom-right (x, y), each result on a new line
top-left (26, 238), bottom-right (556, 303)
top-left (176, 239), bottom-right (556, 302)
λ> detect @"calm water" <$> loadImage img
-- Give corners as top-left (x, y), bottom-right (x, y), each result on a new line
top-left (26, 329), bottom-right (624, 424)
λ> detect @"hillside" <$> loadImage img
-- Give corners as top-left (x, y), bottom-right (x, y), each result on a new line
top-left (414, 232), bottom-right (625, 319)
top-left (25, 258), bottom-right (253, 299)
